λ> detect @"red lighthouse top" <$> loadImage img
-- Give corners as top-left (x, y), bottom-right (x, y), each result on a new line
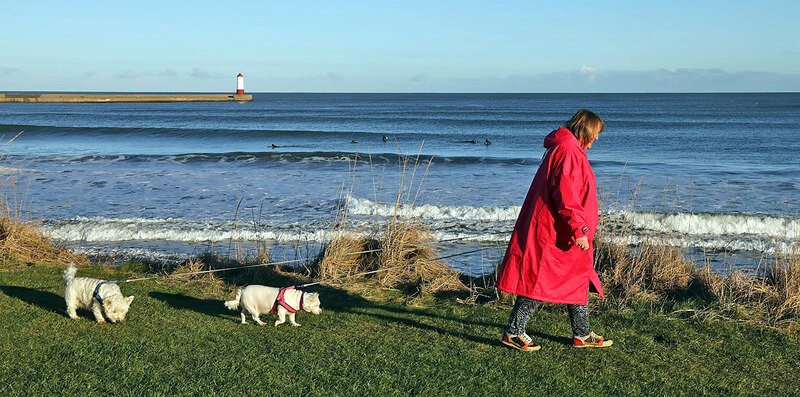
top-left (238, 73), bottom-right (243, 77)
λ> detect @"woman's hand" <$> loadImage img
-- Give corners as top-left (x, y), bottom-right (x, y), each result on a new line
top-left (575, 236), bottom-right (590, 250)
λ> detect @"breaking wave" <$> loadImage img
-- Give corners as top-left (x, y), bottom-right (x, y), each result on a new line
top-left (344, 196), bottom-right (521, 221)
top-left (42, 217), bottom-right (331, 243)
top-left (42, 198), bottom-right (800, 255)
top-left (615, 211), bottom-right (800, 239)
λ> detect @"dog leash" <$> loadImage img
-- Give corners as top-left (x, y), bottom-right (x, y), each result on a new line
top-left (116, 247), bottom-right (386, 283)
top-left (233, 247), bottom-right (487, 316)
top-left (297, 247), bottom-right (487, 288)
top-left (105, 235), bottom-right (489, 285)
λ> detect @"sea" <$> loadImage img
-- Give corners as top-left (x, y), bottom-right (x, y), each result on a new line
top-left (1, 93), bottom-right (798, 274)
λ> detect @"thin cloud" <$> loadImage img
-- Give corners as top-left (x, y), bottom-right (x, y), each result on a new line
top-left (158, 69), bottom-right (179, 77)
top-left (115, 69), bottom-right (152, 79)
top-left (0, 67), bottom-right (20, 75)
top-left (189, 68), bottom-right (224, 79)
top-left (411, 74), bottom-right (428, 83)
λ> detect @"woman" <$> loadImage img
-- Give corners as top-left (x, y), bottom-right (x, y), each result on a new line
top-left (497, 109), bottom-right (612, 352)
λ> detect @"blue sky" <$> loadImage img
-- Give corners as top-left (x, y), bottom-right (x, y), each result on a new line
top-left (1, 1), bottom-right (798, 92)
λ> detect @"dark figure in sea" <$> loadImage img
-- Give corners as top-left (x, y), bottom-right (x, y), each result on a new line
top-left (461, 139), bottom-right (478, 144)
top-left (270, 144), bottom-right (279, 149)
top-left (382, 136), bottom-right (389, 142)
top-left (484, 139), bottom-right (492, 145)
top-left (351, 140), bottom-right (358, 144)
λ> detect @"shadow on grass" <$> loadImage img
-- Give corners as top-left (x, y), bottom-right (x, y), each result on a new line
top-left (145, 281), bottom-right (510, 348)
top-left (367, 300), bottom-right (502, 328)
top-left (147, 283), bottom-right (372, 322)
top-left (148, 292), bottom-right (230, 319)
top-left (300, 284), bottom-right (513, 347)
top-left (0, 285), bottom-right (64, 314)
top-left (307, 285), bottom-right (373, 309)
top-left (663, 280), bottom-right (715, 308)
top-left (527, 330), bottom-right (573, 345)
top-left (351, 300), bottom-right (579, 347)
top-left (337, 304), bottom-right (500, 348)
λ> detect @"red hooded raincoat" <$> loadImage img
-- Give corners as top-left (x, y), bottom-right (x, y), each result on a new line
top-left (496, 127), bottom-right (604, 304)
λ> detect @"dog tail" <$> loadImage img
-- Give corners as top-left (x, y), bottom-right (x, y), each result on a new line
top-left (63, 262), bottom-right (77, 282)
top-left (224, 289), bottom-right (242, 311)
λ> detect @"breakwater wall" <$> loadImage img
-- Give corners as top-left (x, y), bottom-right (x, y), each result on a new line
top-left (0, 93), bottom-right (253, 103)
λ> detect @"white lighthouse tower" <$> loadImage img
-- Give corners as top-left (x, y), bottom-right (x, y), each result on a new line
top-left (236, 73), bottom-right (245, 95)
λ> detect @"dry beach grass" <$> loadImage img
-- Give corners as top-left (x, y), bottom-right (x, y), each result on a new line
top-left (0, 213), bottom-right (88, 267)
top-left (694, 250), bottom-right (800, 326)
top-left (590, 207), bottom-right (800, 327)
top-left (315, 220), bottom-right (466, 295)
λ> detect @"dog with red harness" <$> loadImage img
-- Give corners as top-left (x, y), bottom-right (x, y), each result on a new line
top-left (224, 285), bottom-right (322, 327)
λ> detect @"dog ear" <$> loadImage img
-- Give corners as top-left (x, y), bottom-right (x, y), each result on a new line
top-left (124, 296), bottom-right (135, 305)
top-left (103, 298), bottom-right (112, 306)
top-left (311, 293), bottom-right (320, 302)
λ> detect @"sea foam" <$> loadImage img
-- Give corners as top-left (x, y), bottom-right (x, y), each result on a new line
top-left (344, 196), bottom-right (520, 221)
top-left (41, 196), bottom-right (800, 255)
top-left (615, 211), bottom-right (800, 239)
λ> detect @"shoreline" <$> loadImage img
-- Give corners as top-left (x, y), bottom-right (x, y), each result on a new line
top-left (0, 93), bottom-right (253, 103)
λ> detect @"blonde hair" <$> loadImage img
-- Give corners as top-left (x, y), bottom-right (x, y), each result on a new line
top-left (565, 109), bottom-right (604, 146)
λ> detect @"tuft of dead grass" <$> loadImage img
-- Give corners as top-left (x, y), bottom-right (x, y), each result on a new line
top-left (316, 232), bottom-right (379, 281)
top-left (695, 248), bottom-right (800, 326)
top-left (764, 251), bottom-right (800, 321)
top-left (594, 230), bottom-right (693, 302)
top-left (169, 256), bottom-right (225, 287)
top-left (375, 221), bottom-right (466, 294)
top-left (156, 248), bottom-right (288, 293)
top-left (315, 221), bottom-right (467, 295)
top-left (0, 213), bottom-right (88, 267)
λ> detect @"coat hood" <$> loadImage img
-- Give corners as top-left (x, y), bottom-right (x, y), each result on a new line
top-left (543, 126), bottom-right (581, 150)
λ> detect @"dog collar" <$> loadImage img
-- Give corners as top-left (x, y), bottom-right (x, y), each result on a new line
top-left (93, 280), bottom-right (118, 305)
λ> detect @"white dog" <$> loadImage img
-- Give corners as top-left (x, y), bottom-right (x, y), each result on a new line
top-left (63, 263), bottom-right (134, 324)
top-left (224, 285), bottom-right (322, 327)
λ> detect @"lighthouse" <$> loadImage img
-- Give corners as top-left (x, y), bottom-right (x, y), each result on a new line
top-left (236, 73), bottom-right (245, 95)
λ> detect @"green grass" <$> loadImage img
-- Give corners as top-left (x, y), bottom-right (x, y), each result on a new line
top-left (1, 264), bottom-right (799, 396)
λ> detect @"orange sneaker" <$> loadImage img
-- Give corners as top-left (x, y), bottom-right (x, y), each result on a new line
top-left (573, 332), bottom-right (613, 348)
top-left (502, 332), bottom-right (541, 352)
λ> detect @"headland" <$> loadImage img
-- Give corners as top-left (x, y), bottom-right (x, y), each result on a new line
top-left (0, 93), bottom-right (253, 103)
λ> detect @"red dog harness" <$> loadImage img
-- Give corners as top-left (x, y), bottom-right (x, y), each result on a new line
top-left (271, 286), bottom-right (304, 314)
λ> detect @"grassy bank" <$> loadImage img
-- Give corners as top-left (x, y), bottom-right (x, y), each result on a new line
top-left (2, 263), bottom-right (799, 396)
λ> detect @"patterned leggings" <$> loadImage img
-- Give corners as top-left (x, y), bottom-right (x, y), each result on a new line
top-left (505, 295), bottom-right (591, 337)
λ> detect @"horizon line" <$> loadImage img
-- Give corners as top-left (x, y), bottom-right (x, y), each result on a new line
top-left (3, 90), bottom-right (799, 95)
